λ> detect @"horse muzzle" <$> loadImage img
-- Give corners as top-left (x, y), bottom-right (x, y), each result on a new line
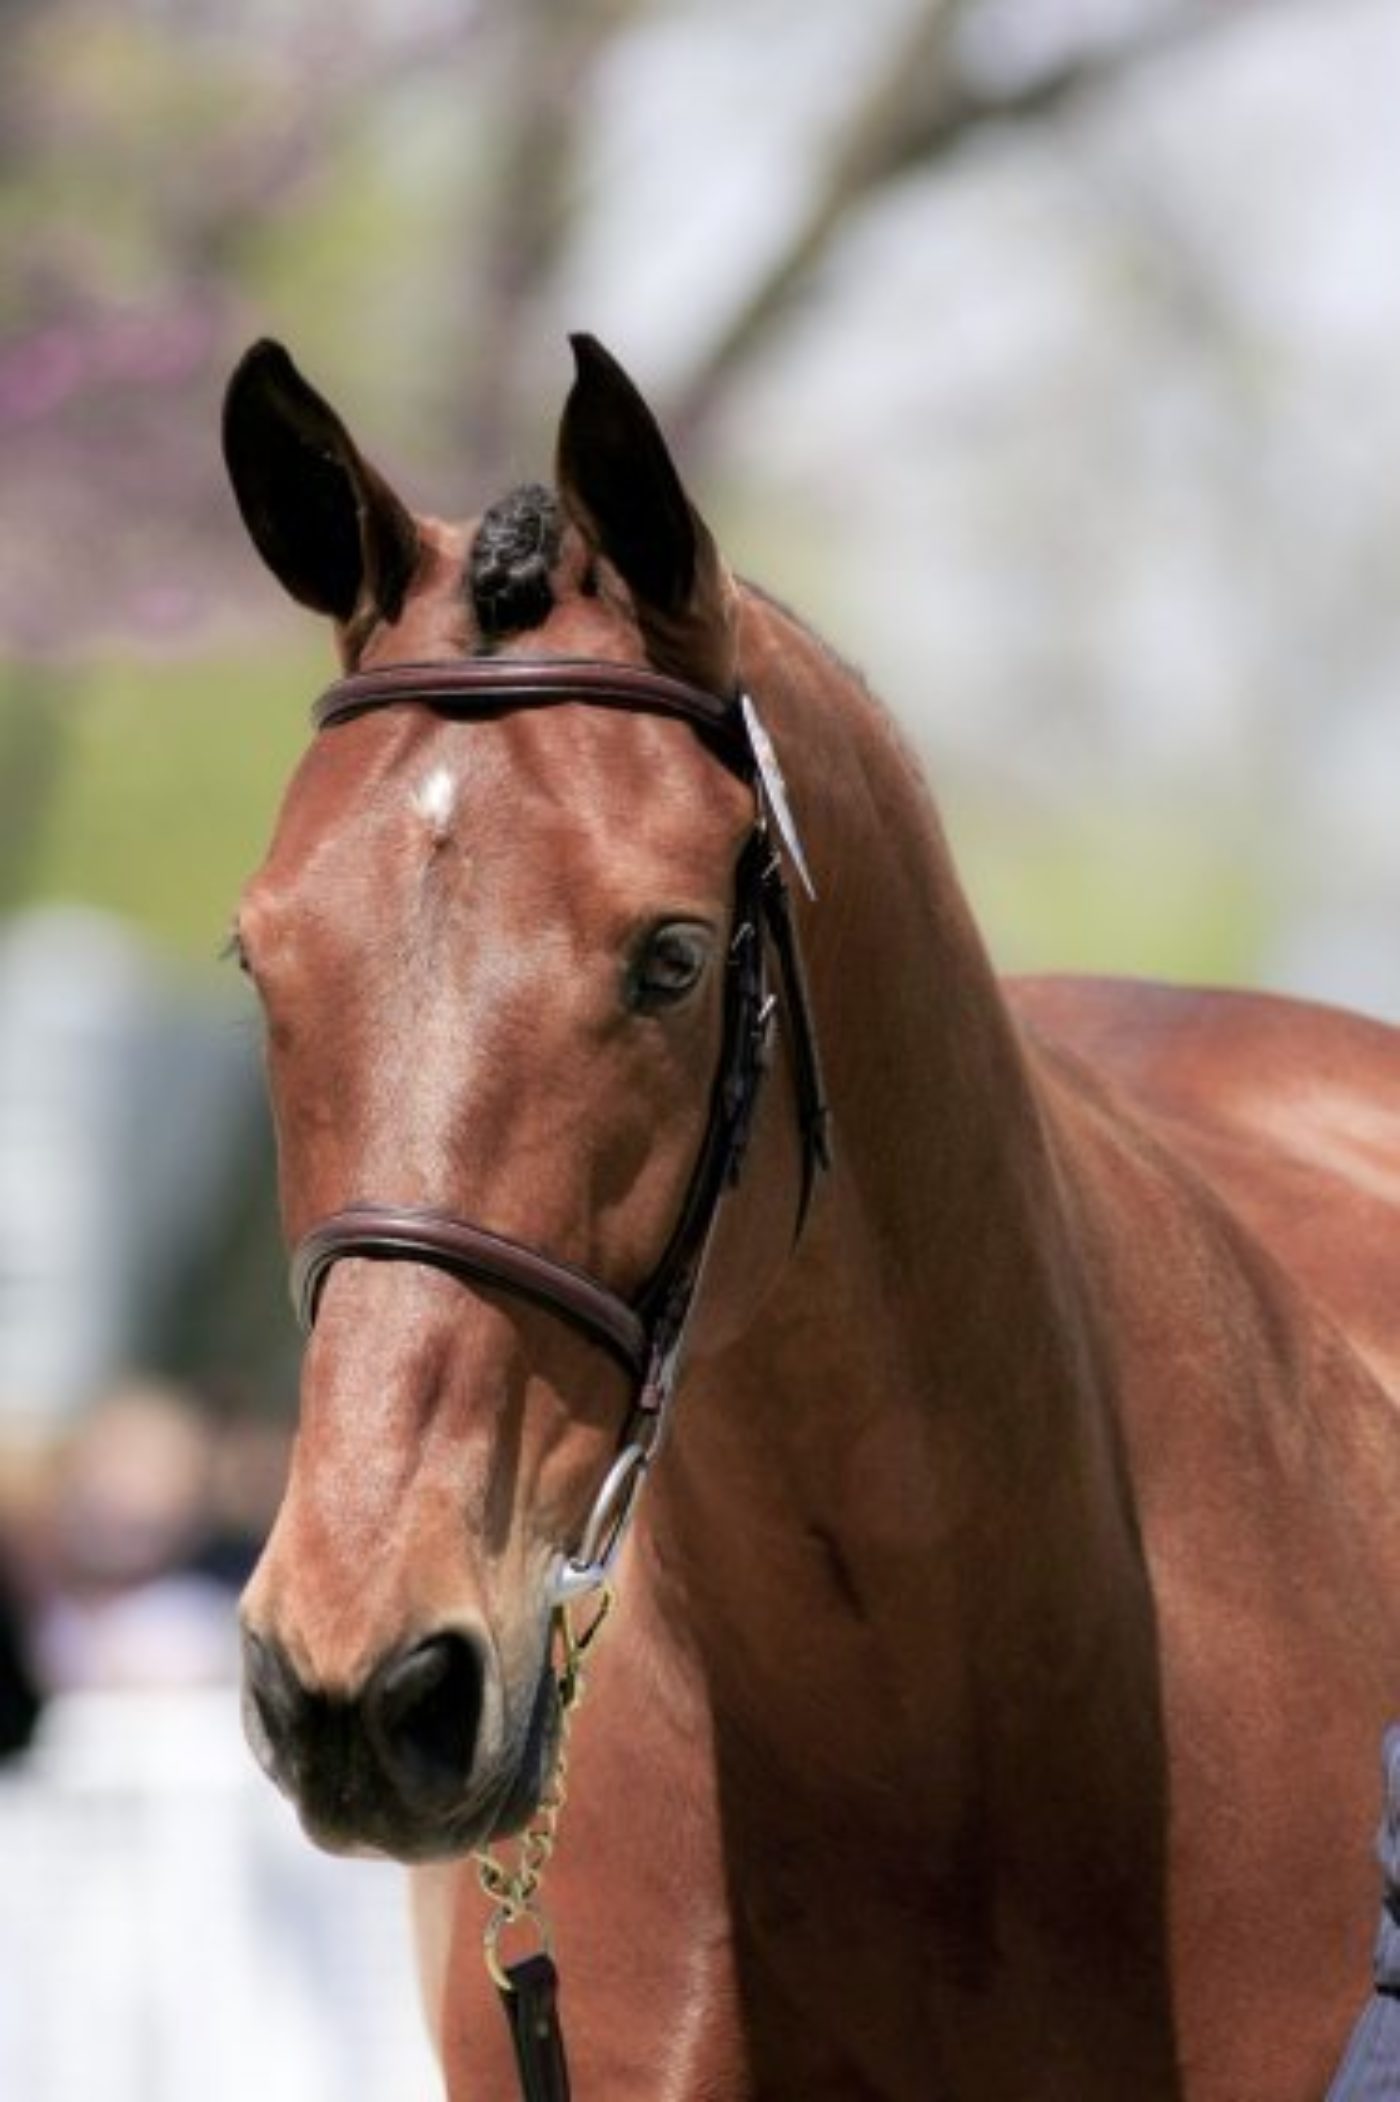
top-left (240, 1622), bottom-right (558, 1862)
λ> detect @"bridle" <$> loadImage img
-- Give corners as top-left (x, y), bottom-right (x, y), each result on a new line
top-left (284, 654), bottom-right (830, 2100)
top-left (288, 655), bottom-right (831, 1607)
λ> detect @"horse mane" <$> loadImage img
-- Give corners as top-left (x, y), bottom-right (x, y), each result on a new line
top-left (468, 482), bottom-right (562, 639)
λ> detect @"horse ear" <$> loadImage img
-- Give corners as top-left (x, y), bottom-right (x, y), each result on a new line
top-left (222, 340), bottom-right (419, 626)
top-left (556, 334), bottom-right (736, 693)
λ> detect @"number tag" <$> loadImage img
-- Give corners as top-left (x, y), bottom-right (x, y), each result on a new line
top-left (741, 694), bottom-right (816, 901)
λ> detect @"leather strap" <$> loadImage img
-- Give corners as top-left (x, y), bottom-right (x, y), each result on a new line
top-left (288, 656), bottom-right (832, 1575)
top-left (291, 1205), bottom-right (646, 1375)
top-left (498, 1954), bottom-right (571, 2102)
top-left (314, 657), bottom-right (748, 766)
top-left (292, 656), bottom-right (830, 1338)
top-left (310, 656), bottom-right (828, 1216)
top-left (632, 827), bottom-right (772, 1329)
top-left (755, 833), bottom-right (832, 1235)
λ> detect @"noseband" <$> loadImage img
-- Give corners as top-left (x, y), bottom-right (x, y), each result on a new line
top-left (289, 656), bottom-right (830, 1603)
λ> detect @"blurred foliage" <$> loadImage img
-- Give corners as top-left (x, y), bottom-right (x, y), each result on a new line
top-left (9, 643), bottom-right (1273, 978)
top-left (3, 0), bottom-right (1396, 1419)
top-left (14, 645), bottom-right (316, 955)
top-left (1, 0), bottom-right (1392, 999)
top-left (0, 668), bottom-right (69, 906)
top-left (954, 795), bottom-right (1270, 989)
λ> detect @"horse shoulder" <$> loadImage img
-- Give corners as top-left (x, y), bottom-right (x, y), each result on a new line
top-left (1008, 971), bottom-right (1400, 1407)
top-left (1005, 972), bottom-right (1400, 2089)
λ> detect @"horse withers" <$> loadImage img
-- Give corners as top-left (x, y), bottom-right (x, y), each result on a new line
top-left (222, 332), bottom-right (1400, 2099)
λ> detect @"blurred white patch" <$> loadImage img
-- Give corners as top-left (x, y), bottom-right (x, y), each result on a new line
top-left (413, 766), bottom-right (458, 841)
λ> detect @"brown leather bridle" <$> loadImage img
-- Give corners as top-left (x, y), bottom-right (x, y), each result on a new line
top-left (288, 656), bottom-right (831, 1603)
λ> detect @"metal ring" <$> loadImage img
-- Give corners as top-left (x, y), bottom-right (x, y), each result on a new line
top-left (483, 1902), bottom-right (554, 1993)
top-left (548, 1443), bottom-right (651, 1605)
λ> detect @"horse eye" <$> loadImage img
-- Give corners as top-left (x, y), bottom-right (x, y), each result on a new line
top-left (628, 923), bottom-right (713, 1012)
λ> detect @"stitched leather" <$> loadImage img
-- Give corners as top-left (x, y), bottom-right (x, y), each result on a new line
top-left (313, 656), bottom-right (748, 762)
top-left (291, 1204), bottom-right (647, 1373)
top-left (498, 1955), bottom-right (571, 2102)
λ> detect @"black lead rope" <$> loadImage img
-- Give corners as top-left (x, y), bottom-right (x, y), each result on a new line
top-left (500, 1954), bottom-right (572, 2102)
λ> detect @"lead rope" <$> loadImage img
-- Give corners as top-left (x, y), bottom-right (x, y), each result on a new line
top-left (472, 1591), bottom-right (614, 2102)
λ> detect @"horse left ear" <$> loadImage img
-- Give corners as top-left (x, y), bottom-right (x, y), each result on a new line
top-left (222, 340), bottom-right (420, 628)
top-left (556, 334), bottom-right (737, 694)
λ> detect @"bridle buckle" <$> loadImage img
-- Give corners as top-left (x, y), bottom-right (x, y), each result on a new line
top-left (549, 1441), bottom-right (653, 1605)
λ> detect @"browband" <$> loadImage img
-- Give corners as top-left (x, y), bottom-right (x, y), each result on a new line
top-left (314, 657), bottom-right (750, 766)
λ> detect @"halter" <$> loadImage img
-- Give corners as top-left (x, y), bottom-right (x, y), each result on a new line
top-left (289, 656), bottom-right (831, 1605)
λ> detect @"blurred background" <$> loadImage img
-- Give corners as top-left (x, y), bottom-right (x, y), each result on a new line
top-left (1, 0), bottom-right (1397, 2093)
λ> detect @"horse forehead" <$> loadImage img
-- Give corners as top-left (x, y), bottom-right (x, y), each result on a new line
top-left (411, 760), bottom-right (459, 839)
top-left (381, 706), bottom-right (734, 861)
top-left (256, 702), bottom-right (747, 926)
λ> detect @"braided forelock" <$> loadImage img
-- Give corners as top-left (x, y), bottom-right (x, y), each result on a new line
top-left (467, 483), bottom-right (562, 639)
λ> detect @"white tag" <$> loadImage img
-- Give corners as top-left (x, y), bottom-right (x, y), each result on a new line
top-left (740, 694), bottom-right (816, 900)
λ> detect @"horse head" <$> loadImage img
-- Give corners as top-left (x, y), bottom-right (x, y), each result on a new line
top-left (223, 337), bottom-right (806, 1862)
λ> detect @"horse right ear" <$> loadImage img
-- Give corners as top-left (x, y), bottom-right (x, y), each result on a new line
top-left (556, 333), bottom-right (737, 694)
top-left (222, 341), bottom-right (419, 625)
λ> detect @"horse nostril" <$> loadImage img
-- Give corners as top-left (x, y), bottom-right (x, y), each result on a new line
top-left (240, 1628), bottom-right (305, 1778)
top-left (367, 1633), bottom-right (485, 1812)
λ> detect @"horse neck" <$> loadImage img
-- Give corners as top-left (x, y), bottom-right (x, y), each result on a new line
top-left (639, 593), bottom-right (1154, 1796)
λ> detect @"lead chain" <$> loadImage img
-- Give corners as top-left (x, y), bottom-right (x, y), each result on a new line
top-left (474, 1589), bottom-right (613, 1991)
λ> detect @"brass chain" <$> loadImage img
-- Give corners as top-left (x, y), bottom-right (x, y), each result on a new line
top-left (473, 1589), bottom-right (614, 1991)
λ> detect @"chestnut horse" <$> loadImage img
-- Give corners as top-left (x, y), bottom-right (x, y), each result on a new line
top-left (223, 334), bottom-right (1400, 2100)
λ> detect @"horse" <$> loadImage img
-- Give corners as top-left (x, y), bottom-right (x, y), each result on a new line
top-left (221, 331), bottom-right (1400, 2100)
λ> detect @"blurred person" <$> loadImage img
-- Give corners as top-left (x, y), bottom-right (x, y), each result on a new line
top-left (0, 1554), bottom-right (41, 1757)
top-left (32, 1376), bottom-right (241, 1691)
top-left (0, 1445), bottom-right (49, 1758)
top-left (1328, 1728), bottom-right (1400, 2096)
top-left (191, 1400), bottom-right (292, 1593)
